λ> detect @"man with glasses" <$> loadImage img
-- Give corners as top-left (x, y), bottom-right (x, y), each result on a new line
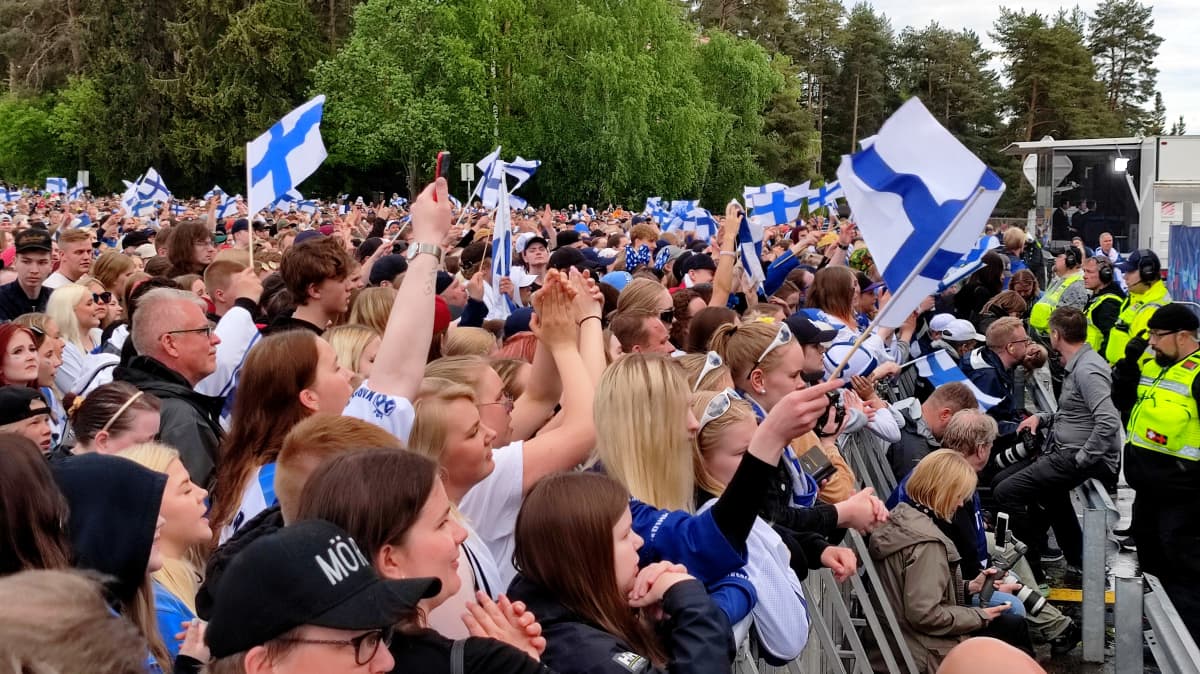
top-left (1112, 303), bottom-right (1200, 639)
top-left (115, 287), bottom-right (224, 487)
top-left (960, 317), bottom-right (1030, 435)
top-left (206, 519), bottom-right (439, 674)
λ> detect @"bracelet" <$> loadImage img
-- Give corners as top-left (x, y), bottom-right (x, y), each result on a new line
top-left (719, 251), bottom-right (738, 258)
top-left (578, 315), bottom-right (602, 326)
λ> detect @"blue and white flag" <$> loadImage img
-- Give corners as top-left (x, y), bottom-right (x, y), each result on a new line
top-left (806, 181), bottom-right (843, 210)
top-left (683, 207), bottom-right (718, 241)
top-left (448, 194), bottom-right (462, 209)
top-left (937, 235), bottom-right (999, 292)
top-left (297, 199), bottom-right (318, 215)
top-left (390, 196), bottom-right (407, 208)
top-left (476, 148), bottom-right (540, 210)
top-left (271, 189), bottom-right (303, 212)
top-left (68, 183), bottom-right (84, 201)
top-left (170, 203), bottom-right (187, 216)
top-left (736, 212), bottom-right (766, 291)
top-left (912, 350), bottom-right (1003, 410)
top-left (490, 160), bottom-right (520, 318)
top-left (216, 194), bottom-right (239, 219)
top-left (836, 98), bottom-right (1005, 328)
top-left (644, 197), bottom-right (662, 213)
top-left (246, 95), bottom-right (327, 217)
top-left (743, 183), bottom-right (787, 203)
top-left (670, 200), bottom-right (698, 216)
top-left (746, 184), bottom-right (807, 228)
top-left (506, 157), bottom-right (541, 192)
top-left (137, 168), bottom-right (171, 203)
top-left (472, 146), bottom-right (503, 207)
top-left (45, 177), bottom-right (68, 194)
top-left (0, 186), bottom-right (15, 203)
top-left (204, 186), bottom-right (226, 201)
top-left (648, 200), bottom-right (673, 225)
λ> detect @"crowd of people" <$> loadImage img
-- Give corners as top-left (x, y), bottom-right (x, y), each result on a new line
top-left (0, 176), bottom-right (1194, 674)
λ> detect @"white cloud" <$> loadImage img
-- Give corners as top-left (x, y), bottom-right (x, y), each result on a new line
top-left (863, 0), bottom-right (1198, 134)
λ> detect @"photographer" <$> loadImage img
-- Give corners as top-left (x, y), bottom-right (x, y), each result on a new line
top-left (993, 308), bottom-right (1120, 582)
top-left (960, 318), bottom-right (1035, 435)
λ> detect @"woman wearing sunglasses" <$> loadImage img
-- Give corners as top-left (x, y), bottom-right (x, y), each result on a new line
top-left (79, 275), bottom-right (123, 336)
top-left (45, 283), bottom-right (102, 393)
top-left (690, 388), bottom-right (810, 663)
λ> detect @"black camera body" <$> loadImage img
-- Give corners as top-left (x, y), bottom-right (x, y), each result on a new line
top-left (979, 513), bottom-right (1047, 616)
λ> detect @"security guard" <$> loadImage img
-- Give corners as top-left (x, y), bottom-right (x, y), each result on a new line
top-left (1105, 249), bottom-right (1171, 365)
top-left (1082, 255), bottom-right (1124, 355)
top-left (1029, 246), bottom-right (1086, 336)
top-left (1112, 303), bottom-right (1200, 639)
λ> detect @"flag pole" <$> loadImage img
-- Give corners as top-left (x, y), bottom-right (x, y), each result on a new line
top-left (829, 185), bottom-right (987, 380)
top-left (245, 149), bottom-right (254, 269)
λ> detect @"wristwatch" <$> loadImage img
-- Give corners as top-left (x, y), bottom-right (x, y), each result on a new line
top-left (405, 242), bottom-right (443, 263)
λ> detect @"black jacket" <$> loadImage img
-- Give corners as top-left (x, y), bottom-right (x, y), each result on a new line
top-left (195, 505), bottom-right (284, 620)
top-left (389, 629), bottom-right (552, 674)
top-left (887, 402), bottom-right (940, 484)
top-left (51, 453), bottom-right (167, 605)
top-left (114, 355), bottom-right (224, 487)
top-left (507, 576), bottom-right (732, 674)
top-left (0, 279), bottom-right (51, 321)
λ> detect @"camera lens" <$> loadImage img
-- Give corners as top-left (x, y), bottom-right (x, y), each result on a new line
top-left (1016, 585), bottom-right (1046, 616)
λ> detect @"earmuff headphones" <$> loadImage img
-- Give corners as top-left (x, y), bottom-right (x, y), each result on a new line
top-left (1135, 249), bottom-right (1160, 284)
top-left (1060, 246), bottom-right (1081, 269)
top-left (1093, 256), bottom-right (1114, 285)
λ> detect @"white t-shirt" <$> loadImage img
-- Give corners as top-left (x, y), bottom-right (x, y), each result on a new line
top-left (342, 381), bottom-right (416, 442)
top-left (42, 271), bottom-right (75, 290)
top-left (459, 440), bottom-right (525, 591)
top-left (219, 463), bottom-right (276, 545)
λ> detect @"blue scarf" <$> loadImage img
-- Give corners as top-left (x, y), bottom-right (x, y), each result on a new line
top-left (625, 244), bottom-right (652, 269)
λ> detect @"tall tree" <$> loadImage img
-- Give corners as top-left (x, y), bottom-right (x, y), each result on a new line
top-left (0, 0), bottom-right (91, 94)
top-left (788, 0), bottom-right (843, 173)
top-left (694, 0), bottom-right (800, 55)
top-left (822, 2), bottom-right (895, 174)
top-left (1087, 0), bottom-right (1163, 134)
top-left (1168, 115), bottom-right (1186, 136)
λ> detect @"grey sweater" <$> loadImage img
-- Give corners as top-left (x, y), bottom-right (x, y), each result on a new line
top-left (1037, 344), bottom-right (1122, 473)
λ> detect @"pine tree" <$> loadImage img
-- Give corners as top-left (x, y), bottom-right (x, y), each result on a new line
top-left (1087, 0), bottom-right (1163, 134)
top-left (1143, 92), bottom-right (1167, 135)
top-left (822, 2), bottom-right (895, 173)
top-left (1168, 115), bottom-right (1186, 136)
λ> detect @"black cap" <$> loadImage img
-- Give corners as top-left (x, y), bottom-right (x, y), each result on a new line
top-left (435, 270), bottom-right (455, 295)
top-left (685, 253), bottom-right (716, 273)
top-left (784, 314), bottom-right (838, 346)
top-left (522, 236), bottom-right (549, 253)
top-left (231, 219), bottom-right (250, 234)
top-left (1116, 248), bottom-right (1161, 275)
top-left (556, 230), bottom-right (581, 248)
top-left (504, 306), bottom-right (535, 338)
top-left (13, 229), bottom-right (52, 254)
top-left (369, 254), bottom-right (409, 286)
top-left (548, 246), bottom-right (588, 272)
top-left (1147, 303), bottom-right (1200, 333)
top-left (206, 519), bottom-right (440, 658)
top-left (0, 386), bottom-right (48, 425)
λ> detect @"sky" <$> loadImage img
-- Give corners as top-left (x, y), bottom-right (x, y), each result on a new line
top-left (864, 0), bottom-right (1198, 135)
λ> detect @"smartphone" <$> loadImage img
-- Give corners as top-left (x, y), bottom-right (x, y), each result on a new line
top-left (994, 512), bottom-right (1010, 547)
top-left (798, 444), bottom-right (837, 484)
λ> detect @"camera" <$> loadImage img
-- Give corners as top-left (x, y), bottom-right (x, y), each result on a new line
top-left (979, 513), bottom-right (1047, 616)
top-left (993, 428), bottom-right (1042, 469)
top-left (814, 389), bottom-right (846, 438)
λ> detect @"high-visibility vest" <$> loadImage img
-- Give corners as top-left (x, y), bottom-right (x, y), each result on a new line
top-left (1085, 293), bottom-right (1122, 353)
top-left (1105, 281), bottom-right (1171, 365)
top-left (1029, 271), bottom-right (1083, 332)
top-left (1128, 350), bottom-right (1200, 462)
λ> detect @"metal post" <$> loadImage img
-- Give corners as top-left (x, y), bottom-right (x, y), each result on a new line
top-left (1082, 507), bottom-right (1107, 662)
top-left (1115, 575), bottom-right (1144, 674)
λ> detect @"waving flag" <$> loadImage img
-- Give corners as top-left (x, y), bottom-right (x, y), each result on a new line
top-left (476, 148), bottom-right (540, 210)
top-left (490, 160), bottom-right (520, 318)
top-left (743, 183), bottom-right (787, 202)
top-left (806, 181), bottom-right (843, 210)
top-left (913, 350), bottom-right (1003, 410)
top-left (246, 95), bottom-right (327, 218)
top-left (45, 177), bottom-right (68, 194)
top-left (68, 183), bottom-right (85, 201)
top-left (204, 186), bottom-right (226, 201)
top-left (746, 184), bottom-right (807, 228)
top-left (297, 199), bottom-right (318, 215)
top-left (837, 98), bottom-right (1005, 328)
top-left (0, 186), bottom-right (15, 203)
top-left (506, 157), bottom-right (541, 192)
top-left (684, 208), bottom-right (718, 241)
top-left (391, 196), bottom-right (407, 208)
top-left (271, 189), bottom-right (303, 212)
top-left (644, 197), bottom-right (662, 213)
top-left (937, 235), bottom-right (999, 292)
top-left (137, 168), bottom-right (171, 203)
top-left (736, 212), bottom-right (766, 291)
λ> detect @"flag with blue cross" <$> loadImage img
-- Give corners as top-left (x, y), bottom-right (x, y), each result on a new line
top-left (836, 97), bottom-right (1005, 328)
top-left (912, 350), bottom-right (1003, 410)
top-left (45, 177), bottom-right (68, 194)
top-left (246, 95), bottom-right (327, 218)
top-left (806, 181), bottom-right (843, 211)
top-left (745, 184), bottom-right (806, 228)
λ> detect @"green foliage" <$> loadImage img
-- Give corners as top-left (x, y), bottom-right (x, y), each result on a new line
top-left (1087, 0), bottom-right (1163, 134)
top-left (0, 95), bottom-right (71, 183)
top-left (821, 2), bottom-right (897, 173)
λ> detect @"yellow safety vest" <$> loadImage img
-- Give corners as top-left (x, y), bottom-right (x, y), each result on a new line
top-left (1105, 281), bottom-right (1172, 365)
top-left (1085, 294), bottom-right (1122, 353)
top-left (1030, 271), bottom-right (1083, 332)
top-left (1128, 350), bottom-right (1200, 462)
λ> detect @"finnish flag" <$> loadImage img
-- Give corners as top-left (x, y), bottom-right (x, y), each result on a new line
top-left (742, 183), bottom-right (787, 202)
top-left (683, 207), bottom-right (718, 241)
top-left (489, 160), bottom-right (520, 318)
top-left (506, 157), bottom-right (541, 192)
top-left (837, 98), bottom-right (1004, 328)
top-left (746, 183), bottom-right (807, 228)
top-left (68, 183), bottom-right (85, 201)
top-left (216, 194), bottom-right (240, 219)
top-left (0, 186), bottom-right (15, 203)
top-left (913, 350), bottom-right (1003, 410)
top-left (937, 235), bottom-right (999, 292)
top-left (204, 186), bottom-right (226, 200)
top-left (736, 212), bottom-right (766, 291)
top-left (246, 95), bottom-right (327, 217)
top-left (137, 168), bottom-right (171, 203)
top-left (46, 177), bottom-right (68, 194)
top-left (297, 199), bottom-right (318, 215)
top-left (806, 181), bottom-right (843, 210)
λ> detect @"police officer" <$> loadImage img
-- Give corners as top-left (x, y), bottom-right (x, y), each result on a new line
top-left (1029, 246), bottom-right (1087, 337)
top-left (1105, 249), bottom-right (1171, 366)
top-left (1112, 303), bottom-right (1200, 639)
top-left (1081, 255), bottom-right (1124, 356)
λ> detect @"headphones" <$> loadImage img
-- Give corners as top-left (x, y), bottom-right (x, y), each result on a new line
top-left (1060, 246), bottom-right (1081, 269)
top-left (1093, 256), bottom-right (1114, 285)
top-left (1134, 249), bottom-right (1161, 284)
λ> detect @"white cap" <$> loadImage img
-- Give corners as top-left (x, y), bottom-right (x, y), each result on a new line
top-left (134, 243), bottom-right (157, 259)
top-left (515, 232), bottom-right (537, 254)
top-left (929, 313), bottom-right (956, 332)
top-left (943, 319), bottom-right (985, 343)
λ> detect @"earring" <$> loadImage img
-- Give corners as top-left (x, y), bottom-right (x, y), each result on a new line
top-left (758, 388), bottom-right (766, 394)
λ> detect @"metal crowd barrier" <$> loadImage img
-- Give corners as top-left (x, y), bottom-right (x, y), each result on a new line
top-left (1140, 574), bottom-right (1200, 674)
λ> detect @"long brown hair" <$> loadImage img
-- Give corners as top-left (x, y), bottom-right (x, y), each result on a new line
top-left (806, 265), bottom-right (857, 321)
top-left (0, 433), bottom-right (71, 574)
top-left (166, 220), bottom-right (211, 277)
top-left (513, 472), bottom-right (668, 666)
top-left (209, 332), bottom-right (320, 536)
top-left (295, 449), bottom-right (437, 571)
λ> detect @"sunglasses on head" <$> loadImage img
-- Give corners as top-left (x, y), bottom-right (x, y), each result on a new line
top-left (698, 388), bottom-right (737, 433)
top-left (694, 351), bottom-right (724, 392)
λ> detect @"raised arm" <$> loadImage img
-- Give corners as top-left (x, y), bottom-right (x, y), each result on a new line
top-left (368, 179), bottom-right (451, 400)
top-left (709, 202), bottom-right (742, 308)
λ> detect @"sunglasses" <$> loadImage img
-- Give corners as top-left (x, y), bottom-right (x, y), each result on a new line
top-left (92, 292), bottom-right (113, 305)
top-left (698, 388), bottom-right (737, 433)
top-left (748, 322), bottom-right (793, 376)
top-left (659, 309), bottom-right (675, 325)
top-left (694, 351), bottom-right (724, 392)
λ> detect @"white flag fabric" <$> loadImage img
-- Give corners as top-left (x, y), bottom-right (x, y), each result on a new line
top-left (913, 350), bottom-right (1003, 410)
top-left (746, 183), bottom-right (808, 228)
top-left (246, 95), bottom-right (327, 217)
top-left (836, 98), bottom-right (1005, 328)
top-left (45, 177), bottom-right (68, 194)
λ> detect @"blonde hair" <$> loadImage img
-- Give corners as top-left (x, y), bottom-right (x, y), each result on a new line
top-left (92, 251), bottom-right (137, 294)
top-left (443, 326), bottom-right (499, 358)
top-left (117, 443), bottom-right (203, 617)
top-left (985, 316), bottom-right (1025, 350)
top-left (492, 358), bottom-right (530, 399)
top-left (742, 304), bottom-right (786, 322)
top-left (904, 449), bottom-right (978, 521)
top-left (408, 378), bottom-right (477, 464)
top-left (349, 286), bottom-right (397, 335)
top-left (708, 320), bottom-right (793, 381)
top-left (941, 409), bottom-right (999, 456)
top-left (1003, 227), bottom-right (1026, 252)
top-left (690, 390), bottom-right (755, 497)
top-left (323, 323), bottom-right (380, 377)
top-left (45, 283), bottom-right (93, 351)
top-left (616, 278), bottom-right (668, 314)
top-left (424, 355), bottom-right (490, 393)
top-left (675, 352), bottom-right (734, 392)
top-left (595, 355), bottom-right (693, 511)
